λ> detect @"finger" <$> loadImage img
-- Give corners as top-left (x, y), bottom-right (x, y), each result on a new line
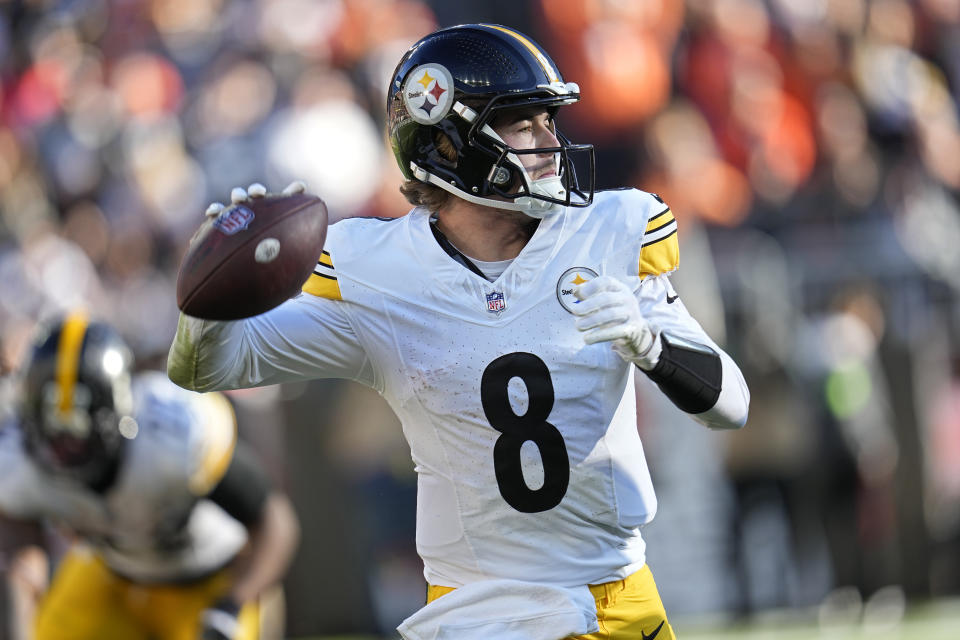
top-left (281, 180), bottom-right (306, 196)
top-left (574, 306), bottom-right (632, 332)
top-left (205, 202), bottom-right (225, 218)
top-left (230, 187), bottom-right (249, 203)
top-left (247, 182), bottom-right (267, 198)
top-left (582, 325), bottom-right (630, 346)
top-left (568, 290), bottom-right (631, 317)
top-left (573, 275), bottom-right (626, 301)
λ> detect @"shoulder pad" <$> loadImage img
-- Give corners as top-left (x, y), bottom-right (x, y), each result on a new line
top-left (187, 391), bottom-right (238, 495)
top-left (132, 373), bottom-right (238, 495)
top-left (300, 216), bottom-right (410, 300)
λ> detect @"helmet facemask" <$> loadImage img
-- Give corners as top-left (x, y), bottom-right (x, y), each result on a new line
top-left (410, 88), bottom-right (595, 218)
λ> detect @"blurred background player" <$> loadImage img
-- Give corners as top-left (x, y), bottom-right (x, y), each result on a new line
top-left (0, 312), bottom-right (300, 640)
top-left (169, 23), bottom-right (748, 640)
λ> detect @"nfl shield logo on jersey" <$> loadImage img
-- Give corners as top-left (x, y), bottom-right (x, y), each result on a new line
top-left (486, 291), bottom-right (506, 314)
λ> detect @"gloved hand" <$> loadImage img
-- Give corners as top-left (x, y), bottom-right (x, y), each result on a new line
top-left (572, 275), bottom-right (660, 370)
top-left (204, 180), bottom-right (307, 218)
top-left (199, 597), bottom-right (242, 640)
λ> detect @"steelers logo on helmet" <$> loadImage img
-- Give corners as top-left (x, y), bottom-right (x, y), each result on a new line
top-left (402, 63), bottom-right (455, 125)
top-left (556, 267), bottom-right (599, 314)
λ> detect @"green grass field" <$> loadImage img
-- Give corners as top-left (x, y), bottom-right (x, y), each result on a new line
top-left (297, 597), bottom-right (960, 639)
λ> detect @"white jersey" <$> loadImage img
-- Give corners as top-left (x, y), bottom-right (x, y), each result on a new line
top-left (0, 371), bottom-right (247, 582)
top-left (168, 188), bottom-right (748, 588)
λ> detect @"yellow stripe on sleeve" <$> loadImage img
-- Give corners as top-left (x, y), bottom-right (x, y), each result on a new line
top-left (645, 208), bottom-right (675, 233)
top-left (639, 235), bottom-right (679, 279)
top-left (638, 208), bottom-right (679, 279)
top-left (56, 311), bottom-right (90, 412)
top-left (188, 391), bottom-right (238, 495)
top-left (304, 250), bottom-right (342, 300)
top-left (302, 273), bottom-right (342, 300)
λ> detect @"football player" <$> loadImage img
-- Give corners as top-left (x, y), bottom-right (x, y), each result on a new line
top-left (0, 313), bottom-right (300, 640)
top-left (169, 24), bottom-right (749, 640)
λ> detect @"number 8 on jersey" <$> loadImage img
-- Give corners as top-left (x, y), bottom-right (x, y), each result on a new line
top-left (480, 353), bottom-right (570, 513)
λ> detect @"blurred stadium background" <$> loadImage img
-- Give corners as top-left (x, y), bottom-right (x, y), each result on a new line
top-left (3, 0), bottom-right (960, 638)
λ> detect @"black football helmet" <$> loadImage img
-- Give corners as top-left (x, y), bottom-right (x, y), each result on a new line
top-left (387, 23), bottom-right (595, 218)
top-left (19, 313), bottom-right (134, 490)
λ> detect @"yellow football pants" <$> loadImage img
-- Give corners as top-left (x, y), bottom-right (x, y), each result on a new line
top-left (35, 547), bottom-right (260, 640)
top-left (427, 564), bottom-right (677, 640)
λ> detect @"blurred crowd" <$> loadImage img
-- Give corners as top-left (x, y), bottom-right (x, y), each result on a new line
top-left (4, 0), bottom-right (960, 636)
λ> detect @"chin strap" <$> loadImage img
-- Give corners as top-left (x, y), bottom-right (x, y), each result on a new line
top-left (415, 164), bottom-right (565, 218)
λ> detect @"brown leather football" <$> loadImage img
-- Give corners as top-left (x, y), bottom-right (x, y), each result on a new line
top-left (176, 193), bottom-right (328, 320)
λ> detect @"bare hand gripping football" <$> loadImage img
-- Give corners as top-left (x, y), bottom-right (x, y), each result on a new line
top-left (176, 181), bottom-right (328, 320)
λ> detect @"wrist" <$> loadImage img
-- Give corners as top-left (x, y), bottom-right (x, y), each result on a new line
top-left (631, 328), bottom-right (661, 370)
top-left (612, 326), bottom-right (661, 370)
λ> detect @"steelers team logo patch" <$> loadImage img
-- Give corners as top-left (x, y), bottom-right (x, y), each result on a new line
top-left (402, 63), bottom-right (454, 125)
top-left (556, 267), bottom-right (599, 314)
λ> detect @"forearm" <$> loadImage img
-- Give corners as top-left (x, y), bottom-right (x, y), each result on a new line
top-left (627, 275), bottom-right (749, 430)
top-left (168, 312), bottom-right (321, 392)
top-left (168, 296), bottom-right (373, 392)
top-left (226, 493), bottom-right (300, 605)
top-left (640, 332), bottom-right (749, 430)
top-left (681, 348), bottom-right (749, 430)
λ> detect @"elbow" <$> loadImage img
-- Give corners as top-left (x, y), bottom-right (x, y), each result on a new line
top-left (166, 313), bottom-right (204, 391)
top-left (733, 405), bottom-right (749, 429)
top-left (709, 386), bottom-right (750, 430)
top-left (166, 347), bottom-right (215, 392)
top-left (710, 407), bottom-right (748, 430)
top-left (705, 355), bottom-right (750, 430)
top-left (695, 381), bottom-right (750, 431)
top-left (166, 314), bottom-right (241, 392)
top-left (166, 355), bottom-right (195, 391)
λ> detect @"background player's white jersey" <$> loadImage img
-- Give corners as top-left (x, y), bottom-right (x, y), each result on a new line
top-left (169, 188), bottom-right (747, 588)
top-left (0, 371), bottom-right (247, 582)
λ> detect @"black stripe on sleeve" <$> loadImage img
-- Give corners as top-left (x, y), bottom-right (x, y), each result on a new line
top-left (646, 207), bottom-right (671, 224)
top-left (641, 227), bottom-right (677, 248)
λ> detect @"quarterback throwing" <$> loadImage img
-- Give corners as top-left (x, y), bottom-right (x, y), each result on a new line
top-left (169, 23), bottom-right (749, 640)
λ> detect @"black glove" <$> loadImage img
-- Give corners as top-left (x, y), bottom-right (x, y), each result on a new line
top-left (199, 597), bottom-right (242, 640)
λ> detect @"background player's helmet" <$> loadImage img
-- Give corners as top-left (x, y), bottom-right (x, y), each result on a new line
top-left (387, 24), bottom-right (595, 218)
top-left (19, 312), bottom-right (133, 489)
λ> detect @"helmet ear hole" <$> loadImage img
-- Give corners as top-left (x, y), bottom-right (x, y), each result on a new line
top-left (491, 167), bottom-right (512, 185)
top-left (434, 130), bottom-right (457, 163)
